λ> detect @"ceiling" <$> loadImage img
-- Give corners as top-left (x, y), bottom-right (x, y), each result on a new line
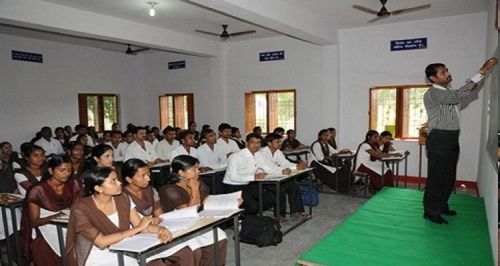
top-left (0, 0), bottom-right (489, 55)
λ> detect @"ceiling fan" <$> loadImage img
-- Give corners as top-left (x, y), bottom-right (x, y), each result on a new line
top-left (353, 0), bottom-right (431, 23)
top-left (125, 44), bottom-right (150, 55)
top-left (195, 24), bottom-right (256, 41)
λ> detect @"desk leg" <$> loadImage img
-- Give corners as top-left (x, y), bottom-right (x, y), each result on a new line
top-left (1, 207), bottom-right (12, 266)
top-left (335, 167), bottom-right (339, 193)
top-left (233, 216), bottom-right (240, 266)
top-left (10, 206), bottom-right (22, 266)
top-left (258, 183), bottom-right (263, 215)
top-left (276, 183), bottom-right (280, 219)
top-left (56, 224), bottom-right (65, 266)
top-left (381, 162), bottom-right (385, 190)
top-left (395, 161), bottom-right (400, 188)
top-left (117, 253), bottom-right (124, 266)
top-left (213, 227), bottom-right (219, 266)
top-left (404, 157), bottom-right (408, 189)
top-left (308, 173), bottom-right (312, 216)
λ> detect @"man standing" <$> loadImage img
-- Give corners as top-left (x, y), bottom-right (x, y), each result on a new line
top-left (423, 58), bottom-right (496, 224)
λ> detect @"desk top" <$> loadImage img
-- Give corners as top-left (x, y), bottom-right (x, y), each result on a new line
top-left (255, 168), bottom-right (313, 182)
top-left (282, 148), bottom-right (311, 155)
top-left (0, 193), bottom-right (24, 207)
top-left (199, 167), bottom-right (227, 176)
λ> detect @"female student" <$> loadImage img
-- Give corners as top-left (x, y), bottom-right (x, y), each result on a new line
top-left (14, 143), bottom-right (46, 196)
top-left (121, 159), bottom-right (195, 265)
top-left (158, 155), bottom-right (228, 266)
top-left (355, 130), bottom-right (401, 192)
top-left (21, 155), bottom-right (82, 264)
top-left (67, 141), bottom-right (86, 181)
top-left (65, 167), bottom-right (172, 266)
top-left (310, 129), bottom-right (352, 193)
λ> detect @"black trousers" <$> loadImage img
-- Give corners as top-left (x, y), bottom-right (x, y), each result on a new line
top-left (223, 183), bottom-right (275, 215)
top-left (423, 129), bottom-right (460, 215)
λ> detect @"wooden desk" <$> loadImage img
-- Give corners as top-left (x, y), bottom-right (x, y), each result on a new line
top-left (254, 168), bottom-right (313, 235)
top-left (110, 210), bottom-right (243, 266)
top-left (199, 168), bottom-right (226, 195)
top-left (0, 194), bottom-right (24, 266)
top-left (381, 153), bottom-right (408, 188)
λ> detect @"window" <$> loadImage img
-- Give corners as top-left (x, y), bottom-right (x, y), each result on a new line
top-left (159, 93), bottom-right (194, 129)
top-left (369, 85), bottom-right (429, 139)
top-left (245, 90), bottom-right (296, 133)
top-left (78, 94), bottom-right (119, 132)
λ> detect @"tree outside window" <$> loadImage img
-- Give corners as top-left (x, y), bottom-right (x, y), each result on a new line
top-left (245, 90), bottom-right (296, 133)
top-left (78, 94), bottom-right (119, 132)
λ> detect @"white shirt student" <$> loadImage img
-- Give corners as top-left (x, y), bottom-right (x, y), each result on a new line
top-left (124, 127), bottom-right (163, 164)
top-left (168, 130), bottom-right (198, 162)
top-left (255, 146), bottom-right (296, 176)
top-left (197, 130), bottom-right (228, 169)
top-left (223, 148), bottom-right (258, 186)
top-left (155, 139), bottom-right (180, 161)
top-left (34, 137), bottom-right (64, 156)
top-left (70, 134), bottom-right (95, 147)
top-left (105, 141), bottom-right (127, 162)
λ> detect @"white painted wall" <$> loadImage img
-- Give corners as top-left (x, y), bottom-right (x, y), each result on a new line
top-left (338, 12), bottom-right (488, 181)
top-left (0, 33), bottom-right (146, 149)
top-left (223, 36), bottom-right (338, 143)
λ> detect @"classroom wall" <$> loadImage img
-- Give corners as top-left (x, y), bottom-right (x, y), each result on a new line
top-left (338, 12), bottom-right (488, 181)
top-left (222, 36), bottom-right (339, 143)
top-left (0, 33), bottom-right (148, 149)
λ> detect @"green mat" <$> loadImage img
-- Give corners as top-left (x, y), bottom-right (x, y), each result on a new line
top-left (297, 188), bottom-right (493, 266)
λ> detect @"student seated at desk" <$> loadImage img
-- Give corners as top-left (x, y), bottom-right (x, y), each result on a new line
top-left (216, 123), bottom-right (240, 157)
top-left (327, 128), bottom-right (337, 150)
top-left (34, 126), bottom-right (65, 156)
top-left (169, 130), bottom-right (199, 162)
top-left (21, 155), bottom-right (82, 265)
top-left (76, 134), bottom-right (92, 158)
top-left (124, 126), bottom-right (165, 166)
top-left (158, 155), bottom-right (228, 266)
top-left (281, 129), bottom-right (306, 151)
top-left (223, 134), bottom-right (275, 215)
top-left (14, 143), bottom-right (46, 196)
top-left (197, 129), bottom-right (228, 170)
top-left (65, 167), bottom-right (172, 266)
top-left (0, 141), bottom-right (24, 170)
top-left (106, 131), bottom-right (127, 162)
top-left (67, 141), bottom-right (86, 182)
top-left (310, 129), bottom-right (352, 193)
top-left (122, 159), bottom-right (197, 266)
top-left (155, 126), bottom-right (180, 162)
top-left (230, 127), bottom-right (246, 150)
top-left (69, 124), bottom-right (95, 147)
top-left (355, 130), bottom-right (402, 193)
top-left (256, 133), bottom-right (309, 221)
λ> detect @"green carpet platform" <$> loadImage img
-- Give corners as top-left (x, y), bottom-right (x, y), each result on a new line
top-left (296, 188), bottom-right (492, 266)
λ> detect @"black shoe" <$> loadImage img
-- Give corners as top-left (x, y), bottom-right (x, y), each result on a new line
top-left (423, 213), bottom-right (448, 224)
top-left (441, 209), bottom-right (457, 216)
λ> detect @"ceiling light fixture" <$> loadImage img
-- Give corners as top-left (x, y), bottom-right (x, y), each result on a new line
top-left (148, 2), bottom-right (157, 17)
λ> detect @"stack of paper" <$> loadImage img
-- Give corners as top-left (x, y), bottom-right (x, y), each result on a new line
top-left (199, 191), bottom-right (242, 217)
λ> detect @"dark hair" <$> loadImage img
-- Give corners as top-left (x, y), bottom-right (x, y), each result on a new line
top-left (189, 121), bottom-right (196, 127)
top-left (121, 158), bottom-right (148, 184)
top-left (162, 126), bottom-right (175, 135)
top-left (246, 133), bottom-right (261, 142)
top-left (21, 143), bottom-right (45, 159)
top-left (167, 155), bottom-right (199, 184)
top-left (201, 124), bottom-right (210, 131)
top-left (103, 130), bottom-right (112, 136)
top-left (54, 127), bottom-right (64, 133)
top-left (327, 127), bottom-right (336, 132)
top-left (111, 130), bottom-right (122, 137)
top-left (0, 142), bottom-right (11, 149)
top-left (253, 126), bottom-right (262, 133)
top-left (218, 123), bottom-right (232, 132)
top-left (380, 131), bottom-right (393, 138)
top-left (66, 141), bottom-right (83, 152)
top-left (132, 126), bottom-right (146, 135)
top-left (364, 130), bottom-right (379, 143)
top-left (273, 127), bottom-right (285, 134)
top-left (41, 126), bottom-right (51, 132)
top-left (82, 167), bottom-right (114, 196)
top-left (425, 63), bottom-right (446, 80)
top-left (76, 134), bottom-right (87, 143)
top-left (231, 127), bottom-right (240, 134)
top-left (317, 129), bottom-right (329, 141)
top-left (286, 129), bottom-right (295, 135)
top-left (201, 128), bottom-right (215, 139)
top-left (74, 124), bottom-right (86, 132)
top-left (42, 154), bottom-right (71, 181)
top-left (91, 144), bottom-right (113, 160)
top-left (177, 130), bottom-right (193, 142)
top-left (264, 133), bottom-right (282, 144)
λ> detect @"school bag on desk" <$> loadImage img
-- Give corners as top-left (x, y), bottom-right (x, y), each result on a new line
top-left (239, 215), bottom-right (282, 247)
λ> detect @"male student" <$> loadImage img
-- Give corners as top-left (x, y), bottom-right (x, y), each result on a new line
top-left (124, 126), bottom-right (164, 165)
top-left (34, 126), bottom-right (64, 156)
top-left (69, 124), bottom-right (95, 146)
top-left (256, 133), bottom-right (309, 221)
top-left (223, 133), bottom-right (274, 215)
top-left (105, 131), bottom-right (127, 162)
top-left (216, 123), bottom-right (240, 157)
top-left (155, 126), bottom-right (180, 161)
top-left (198, 128), bottom-right (228, 194)
top-left (168, 130), bottom-right (199, 162)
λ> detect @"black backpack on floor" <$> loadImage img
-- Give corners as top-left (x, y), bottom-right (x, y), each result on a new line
top-left (239, 215), bottom-right (282, 247)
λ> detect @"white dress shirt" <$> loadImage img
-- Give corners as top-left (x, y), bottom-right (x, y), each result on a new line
top-left (105, 142), bottom-right (127, 162)
top-left (34, 138), bottom-right (64, 155)
top-left (197, 143), bottom-right (228, 169)
top-left (355, 143), bottom-right (387, 174)
top-left (124, 141), bottom-right (158, 163)
top-left (216, 138), bottom-right (240, 156)
top-left (69, 134), bottom-right (95, 146)
top-left (255, 146), bottom-right (296, 176)
top-left (169, 145), bottom-right (198, 162)
top-left (223, 148), bottom-right (258, 185)
top-left (155, 139), bottom-right (180, 161)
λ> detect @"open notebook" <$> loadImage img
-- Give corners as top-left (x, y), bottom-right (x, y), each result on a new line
top-left (199, 191), bottom-right (242, 218)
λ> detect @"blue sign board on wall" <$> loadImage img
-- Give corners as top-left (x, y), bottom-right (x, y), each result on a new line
top-left (259, 50), bottom-right (285, 61)
top-left (390, 38), bottom-right (427, 51)
top-left (168, 60), bottom-right (186, 69)
top-left (11, 50), bottom-right (43, 63)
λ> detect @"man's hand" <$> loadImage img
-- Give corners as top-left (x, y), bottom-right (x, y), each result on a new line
top-left (255, 173), bottom-right (267, 180)
top-left (479, 57), bottom-right (497, 75)
top-left (282, 168), bottom-right (292, 175)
